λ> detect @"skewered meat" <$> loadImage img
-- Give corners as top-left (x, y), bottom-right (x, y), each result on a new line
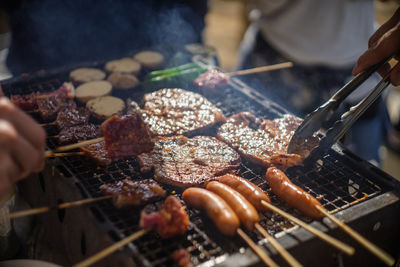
top-left (55, 106), bottom-right (90, 130)
top-left (58, 124), bottom-right (101, 145)
top-left (80, 141), bottom-right (113, 166)
top-left (141, 88), bottom-right (225, 136)
top-left (10, 82), bottom-right (74, 112)
top-left (10, 92), bottom-right (40, 110)
top-left (182, 187), bottom-right (240, 236)
top-left (217, 112), bottom-right (303, 168)
top-left (206, 181), bottom-right (259, 231)
top-left (214, 174), bottom-right (271, 213)
top-left (101, 111), bottom-right (154, 158)
top-left (37, 96), bottom-right (76, 121)
top-left (194, 70), bottom-right (228, 91)
top-left (265, 167), bottom-right (324, 220)
top-left (137, 135), bottom-right (241, 188)
top-left (139, 196), bottom-right (189, 238)
top-left (173, 249), bottom-right (193, 267)
top-left (100, 178), bottom-right (166, 209)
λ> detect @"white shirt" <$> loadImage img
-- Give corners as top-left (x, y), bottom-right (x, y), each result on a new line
top-left (250, 0), bottom-right (374, 68)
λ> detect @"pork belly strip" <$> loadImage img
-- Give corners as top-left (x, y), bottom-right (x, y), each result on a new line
top-left (141, 88), bottom-right (225, 136)
top-left (137, 135), bottom-right (241, 188)
top-left (217, 112), bottom-right (303, 168)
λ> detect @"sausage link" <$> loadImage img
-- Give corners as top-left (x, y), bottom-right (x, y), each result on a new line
top-left (182, 187), bottom-right (240, 235)
top-left (265, 167), bottom-right (324, 220)
top-left (215, 174), bottom-right (271, 213)
top-left (206, 181), bottom-right (259, 231)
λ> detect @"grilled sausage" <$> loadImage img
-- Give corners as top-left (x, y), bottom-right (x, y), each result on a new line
top-left (206, 181), bottom-right (259, 231)
top-left (215, 174), bottom-right (271, 213)
top-left (265, 167), bottom-right (324, 220)
top-left (182, 187), bottom-right (240, 236)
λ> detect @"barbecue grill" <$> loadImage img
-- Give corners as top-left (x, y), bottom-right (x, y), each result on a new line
top-left (1, 51), bottom-right (399, 267)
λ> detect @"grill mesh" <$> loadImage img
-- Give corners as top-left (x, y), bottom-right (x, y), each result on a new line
top-left (2, 70), bottom-right (389, 267)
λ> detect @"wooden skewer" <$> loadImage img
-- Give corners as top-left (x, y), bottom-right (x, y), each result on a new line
top-left (261, 200), bottom-right (355, 256)
top-left (45, 151), bottom-right (85, 158)
top-left (73, 228), bottom-right (150, 267)
top-left (255, 223), bottom-right (302, 267)
top-left (227, 62), bottom-right (293, 77)
top-left (7, 195), bottom-right (111, 219)
top-left (45, 137), bottom-right (104, 157)
top-left (40, 121), bottom-right (56, 127)
top-left (236, 228), bottom-right (279, 267)
top-left (315, 205), bottom-right (395, 266)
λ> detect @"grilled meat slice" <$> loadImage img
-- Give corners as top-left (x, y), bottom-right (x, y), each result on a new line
top-left (10, 92), bottom-right (40, 110)
top-left (80, 141), bottom-right (113, 165)
top-left (101, 111), bottom-right (154, 158)
top-left (194, 70), bottom-right (229, 92)
top-left (55, 106), bottom-right (90, 130)
top-left (141, 88), bottom-right (225, 136)
top-left (217, 112), bottom-right (303, 168)
top-left (140, 196), bottom-right (189, 238)
top-left (58, 124), bottom-right (101, 145)
top-left (37, 95), bottom-right (76, 121)
top-left (100, 178), bottom-right (166, 209)
top-left (137, 135), bottom-right (241, 188)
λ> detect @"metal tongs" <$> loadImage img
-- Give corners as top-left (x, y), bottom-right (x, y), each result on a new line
top-left (287, 57), bottom-right (397, 161)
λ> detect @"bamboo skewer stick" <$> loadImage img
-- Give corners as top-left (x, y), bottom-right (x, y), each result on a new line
top-left (261, 200), bottom-right (355, 256)
top-left (255, 223), bottom-right (302, 267)
top-left (236, 228), bottom-right (279, 267)
top-left (7, 195), bottom-right (111, 219)
top-left (227, 62), bottom-right (293, 77)
top-left (73, 228), bottom-right (150, 267)
top-left (45, 136), bottom-right (104, 157)
top-left (45, 151), bottom-right (85, 158)
top-left (315, 205), bottom-right (395, 266)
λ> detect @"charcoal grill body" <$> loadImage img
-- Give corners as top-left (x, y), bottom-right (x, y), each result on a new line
top-left (2, 56), bottom-right (399, 267)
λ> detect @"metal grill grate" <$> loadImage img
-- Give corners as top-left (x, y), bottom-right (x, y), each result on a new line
top-left (1, 66), bottom-right (391, 267)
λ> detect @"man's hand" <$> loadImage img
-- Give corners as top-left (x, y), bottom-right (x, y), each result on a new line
top-left (0, 91), bottom-right (46, 198)
top-left (352, 7), bottom-right (400, 85)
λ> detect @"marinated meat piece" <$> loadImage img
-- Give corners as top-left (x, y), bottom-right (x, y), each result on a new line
top-left (139, 196), bottom-right (189, 238)
top-left (101, 111), bottom-right (154, 158)
top-left (137, 136), bottom-right (241, 187)
top-left (80, 141), bottom-right (113, 165)
top-left (58, 124), bottom-right (101, 145)
top-left (55, 106), bottom-right (90, 130)
top-left (173, 249), bottom-right (193, 267)
top-left (37, 95), bottom-right (76, 121)
top-left (100, 178), bottom-right (166, 209)
top-left (10, 92), bottom-right (40, 110)
top-left (217, 112), bottom-right (303, 168)
top-left (141, 88), bottom-right (225, 136)
top-left (194, 70), bottom-right (229, 91)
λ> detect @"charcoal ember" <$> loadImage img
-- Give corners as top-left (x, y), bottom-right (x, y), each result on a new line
top-left (137, 135), bottom-right (241, 188)
top-left (100, 178), bottom-right (166, 209)
top-left (58, 124), bottom-right (101, 145)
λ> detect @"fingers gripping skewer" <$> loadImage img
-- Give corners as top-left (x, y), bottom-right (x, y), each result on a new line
top-left (315, 205), bottom-right (395, 266)
top-left (261, 200), bottom-right (355, 256)
top-left (73, 229), bottom-right (149, 267)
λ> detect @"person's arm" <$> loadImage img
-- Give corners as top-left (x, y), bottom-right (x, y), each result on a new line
top-left (352, 7), bottom-right (400, 85)
top-left (0, 87), bottom-right (46, 197)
